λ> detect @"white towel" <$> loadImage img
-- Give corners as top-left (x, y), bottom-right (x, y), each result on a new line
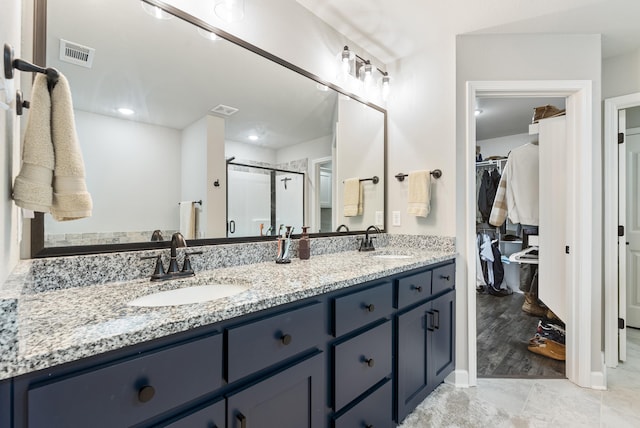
top-left (50, 72), bottom-right (92, 221)
top-left (407, 170), bottom-right (431, 217)
top-left (12, 74), bottom-right (55, 212)
top-left (343, 178), bottom-right (363, 217)
top-left (179, 201), bottom-right (196, 239)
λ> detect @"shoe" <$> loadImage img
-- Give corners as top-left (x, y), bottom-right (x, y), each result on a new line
top-left (522, 292), bottom-right (547, 317)
top-left (527, 336), bottom-right (566, 361)
top-left (545, 309), bottom-right (561, 322)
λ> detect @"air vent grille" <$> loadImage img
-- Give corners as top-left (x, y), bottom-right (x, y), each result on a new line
top-left (59, 39), bottom-right (95, 68)
top-left (210, 104), bottom-right (239, 117)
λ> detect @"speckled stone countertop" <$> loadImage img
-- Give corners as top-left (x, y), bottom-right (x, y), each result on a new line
top-left (0, 235), bottom-right (455, 380)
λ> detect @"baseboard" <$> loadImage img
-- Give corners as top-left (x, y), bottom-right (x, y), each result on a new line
top-left (445, 370), bottom-right (471, 388)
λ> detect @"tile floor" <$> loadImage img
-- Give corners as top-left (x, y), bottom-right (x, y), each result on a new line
top-left (400, 328), bottom-right (640, 427)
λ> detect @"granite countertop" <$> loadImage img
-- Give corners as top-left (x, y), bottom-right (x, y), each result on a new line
top-left (0, 243), bottom-right (455, 380)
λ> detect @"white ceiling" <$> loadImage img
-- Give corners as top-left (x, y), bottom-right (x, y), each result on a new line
top-left (297, 0), bottom-right (640, 140)
top-left (47, 0), bottom-right (338, 149)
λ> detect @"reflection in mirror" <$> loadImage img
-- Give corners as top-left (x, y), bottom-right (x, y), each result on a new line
top-left (38, 0), bottom-right (385, 252)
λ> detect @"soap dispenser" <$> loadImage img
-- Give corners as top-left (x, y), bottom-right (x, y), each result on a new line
top-left (298, 226), bottom-right (310, 260)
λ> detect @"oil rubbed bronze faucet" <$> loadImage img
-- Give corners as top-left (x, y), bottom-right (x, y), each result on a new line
top-left (359, 225), bottom-right (381, 252)
top-left (141, 232), bottom-right (202, 281)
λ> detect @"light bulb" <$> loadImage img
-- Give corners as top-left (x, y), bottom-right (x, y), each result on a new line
top-left (214, 0), bottom-right (245, 23)
top-left (341, 46), bottom-right (352, 76)
top-left (381, 75), bottom-right (391, 101)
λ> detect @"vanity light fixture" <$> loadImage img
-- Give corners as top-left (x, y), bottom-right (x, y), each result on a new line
top-left (117, 107), bottom-right (135, 116)
top-left (338, 46), bottom-right (391, 101)
top-left (140, 2), bottom-right (173, 20)
top-left (214, 0), bottom-right (245, 23)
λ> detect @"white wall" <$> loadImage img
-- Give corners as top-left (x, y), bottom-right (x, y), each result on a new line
top-left (181, 116), bottom-right (207, 237)
top-left (602, 48), bottom-right (640, 99)
top-left (226, 140), bottom-right (276, 165)
top-left (276, 135), bottom-right (332, 165)
top-left (0, 0), bottom-right (22, 283)
top-left (477, 133), bottom-right (536, 159)
top-left (46, 110), bottom-right (181, 235)
top-left (456, 33), bottom-right (603, 383)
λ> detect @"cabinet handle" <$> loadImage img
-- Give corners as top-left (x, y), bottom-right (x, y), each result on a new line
top-left (281, 334), bottom-right (292, 345)
top-left (365, 303), bottom-right (375, 312)
top-left (137, 385), bottom-right (155, 403)
top-left (412, 285), bottom-right (423, 292)
top-left (365, 357), bottom-right (375, 367)
top-left (433, 309), bottom-right (440, 330)
top-left (237, 413), bottom-right (247, 428)
top-left (426, 311), bottom-right (435, 331)
top-left (440, 275), bottom-right (450, 281)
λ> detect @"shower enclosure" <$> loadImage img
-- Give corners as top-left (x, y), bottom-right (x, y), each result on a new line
top-left (227, 162), bottom-right (305, 237)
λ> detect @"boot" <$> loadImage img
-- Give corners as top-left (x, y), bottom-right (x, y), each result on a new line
top-left (522, 292), bottom-right (547, 317)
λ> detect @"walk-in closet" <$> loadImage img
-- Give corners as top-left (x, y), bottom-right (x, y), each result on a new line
top-left (475, 97), bottom-right (567, 378)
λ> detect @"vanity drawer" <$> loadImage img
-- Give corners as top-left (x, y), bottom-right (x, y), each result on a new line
top-left (333, 281), bottom-right (393, 337)
top-left (333, 379), bottom-right (393, 428)
top-left (397, 270), bottom-right (432, 308)
top-left (163, 397), bottom-right (225, 428)
top-left (432, 263), bottom-right (455, 295)
top-left (27, 333), bottom-right (223, 428)
top-left (333, 320), bottom-right (392, 411)
top-left (227, 302), bottom-right (323, 383)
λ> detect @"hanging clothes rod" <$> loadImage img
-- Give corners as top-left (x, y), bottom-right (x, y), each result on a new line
top-left (4, 43), bottom-right (59, 90)
top-left (395, 169), bottom-right (442, 182)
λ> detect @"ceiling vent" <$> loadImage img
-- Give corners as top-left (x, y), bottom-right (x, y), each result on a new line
top-left (59, 39), bottom-right (95, 68)
top-left (210, 104), bottom-right (239, 117)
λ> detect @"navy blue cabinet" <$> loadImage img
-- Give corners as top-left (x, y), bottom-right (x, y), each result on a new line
top-left (227, 352), bottom-right (324, 428)
top-left (5, 259), bottom-right (455, 428)
top-left (396, 289), bottom-right (455, 423)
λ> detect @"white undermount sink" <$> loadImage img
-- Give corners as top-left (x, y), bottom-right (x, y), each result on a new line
top-left (372, 254), bottom-right (414, 260)
top-left (128, 284), bottom-right (249, 307)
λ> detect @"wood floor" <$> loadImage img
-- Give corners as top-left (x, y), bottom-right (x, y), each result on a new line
top-left (476, 291), bottom-right (565, 378)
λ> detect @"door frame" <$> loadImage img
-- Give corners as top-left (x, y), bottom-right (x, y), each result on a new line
top-left (604, 92), bottom-right (640, 368)
top-left (463, 80), bottom-right (600, 389)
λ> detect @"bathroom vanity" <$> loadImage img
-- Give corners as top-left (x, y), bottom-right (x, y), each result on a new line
top-left (0, 242), bottom-right (455, 427)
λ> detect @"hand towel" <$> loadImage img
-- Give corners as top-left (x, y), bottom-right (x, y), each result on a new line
top-left (50, 72), bottom-right (93, 221)
top-left (407, 170), bottom-right (431, 217)
top-left (179, 201), bottom-right (196, 239)
top-left (343, 178), bottom-right (363, 217)
top-left (12, 74), bottom-right (54, 212)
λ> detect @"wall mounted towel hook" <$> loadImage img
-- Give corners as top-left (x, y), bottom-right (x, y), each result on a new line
top-left (4, 42), bottom-right (60, 91)
top-left (395, 169), bottom-right (442, 182)
top-left (15, 89), bottom-right (30, 116)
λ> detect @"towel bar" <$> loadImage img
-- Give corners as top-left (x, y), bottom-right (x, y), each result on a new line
top-left (343, 176), bottom-right (379, 184)
top-left (395, 170), bottom-right (442, 182)
top-left (177, 200), bottom-right (202, 206)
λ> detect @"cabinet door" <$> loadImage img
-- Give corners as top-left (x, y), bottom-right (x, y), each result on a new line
top-left (396, 301), bottom-right (429, 422)
top-left (227, 353), bottom-right (324, 428)
top-left (428, 291), bottom-right (455, 390)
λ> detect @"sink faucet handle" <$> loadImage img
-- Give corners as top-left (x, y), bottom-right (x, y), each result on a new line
top-left (141, 255), bottom-right (166, 280)
top-left (182, 251), bottom-right (203, 274)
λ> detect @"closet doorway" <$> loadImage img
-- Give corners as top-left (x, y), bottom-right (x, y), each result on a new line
top-left (474, 96), bottom-right (566, 378)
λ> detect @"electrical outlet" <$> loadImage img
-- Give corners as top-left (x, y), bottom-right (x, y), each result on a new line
top-left (392, 211), bottom-right (401, 226)
top-left (375, 211), bottom-right (384, 226)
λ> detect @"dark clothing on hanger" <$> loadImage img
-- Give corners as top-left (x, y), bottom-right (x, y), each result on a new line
top-left (478, 169), bottom-right (501, 223)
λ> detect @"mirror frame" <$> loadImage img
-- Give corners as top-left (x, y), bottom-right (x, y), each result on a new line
top-left (30, 0), bottom-right (387, 258)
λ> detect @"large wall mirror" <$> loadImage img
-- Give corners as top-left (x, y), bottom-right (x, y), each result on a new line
top-left (31, 0), bottom-right (386, 256)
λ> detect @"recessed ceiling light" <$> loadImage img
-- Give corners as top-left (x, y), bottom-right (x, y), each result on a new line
top-left (248, 135), bottom-right (259, 141)
top-left (117, 107), bottom-right (135, 115)
top-left (475, 109), bottom-right (483, 116)
top-left (316, 83), bottom-right (329, 92)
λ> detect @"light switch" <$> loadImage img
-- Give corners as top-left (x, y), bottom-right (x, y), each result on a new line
top-left (392, 211), bottom-right (401, 226)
